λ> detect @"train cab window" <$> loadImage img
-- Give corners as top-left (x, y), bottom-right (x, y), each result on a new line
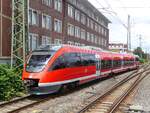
top-left (26, 54), bottom-right (51, 72)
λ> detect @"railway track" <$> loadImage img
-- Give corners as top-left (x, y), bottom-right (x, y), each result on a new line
top-left (77, 65), bottom-right (150, 113)
top-left (0, 65), bottom-right (147, 113)
top-left (0, 94), bottom-right (55, 113)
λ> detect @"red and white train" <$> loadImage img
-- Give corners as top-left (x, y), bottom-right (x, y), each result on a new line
top-left (22, 45), bottom-right (140, 95)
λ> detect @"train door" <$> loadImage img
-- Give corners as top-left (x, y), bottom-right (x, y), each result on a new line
top-left (95, 54), bottom-right (101, 76)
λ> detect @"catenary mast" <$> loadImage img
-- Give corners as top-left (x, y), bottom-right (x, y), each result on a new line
top-left (11, 0), bottom-right (28, 68)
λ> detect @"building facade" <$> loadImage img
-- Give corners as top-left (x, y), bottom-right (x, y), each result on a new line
top-left (0, 0), bottom-right (110, 63)
top-left (0, 0), bottom-right (12, 63)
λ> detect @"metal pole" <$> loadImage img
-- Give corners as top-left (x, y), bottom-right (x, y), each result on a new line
top-left (0, 0), bottom-right (2, 57)
top-left (11, 0), bottom-right (27, 68)
top-left (139, 35), bottom-right (142, 48)
top-left (127, 15), bottom-right (131, 51)
top-left (139, 35), bottom-right (142, 58)
top-left (11, 0), bottom-right (15, 68)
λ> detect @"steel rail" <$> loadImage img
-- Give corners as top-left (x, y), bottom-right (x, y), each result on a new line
top-left (0, 94), bottom-right (58, 113)
top-left (8, 96), bottom-right (53, 113)
top-left (0, 95), bottom-right (31, 107)
top-left (108, 70), bottom-right (150, 113)
top-left (77, 65), bottom-right (149, 113)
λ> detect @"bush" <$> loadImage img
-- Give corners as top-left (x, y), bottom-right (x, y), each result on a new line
top-left (139, 58), bottom-right (145, 64)
top-left (0, 64), bottom-right (25, 100)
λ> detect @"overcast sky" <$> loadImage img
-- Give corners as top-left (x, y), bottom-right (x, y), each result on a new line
top-left (88, 0), bottom-right (150, 53)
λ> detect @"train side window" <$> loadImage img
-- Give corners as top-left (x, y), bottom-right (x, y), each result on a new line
top-left (81, 53), bottom-right (96, 66)
top-left (50, 55), bottom-right (66, 71)
top-left (63, 52), bottom-right (83, 67)
top-left (101, 60), bottom-right (111, 69)
top-left (113, 60), bottom-right (121, 67)
top-left (67, 53), bottom-right (81, 67)
top-left (89, 54), bottom-right (96, 65)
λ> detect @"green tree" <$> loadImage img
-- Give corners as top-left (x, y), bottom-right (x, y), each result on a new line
top-left (133, 47), bottom-right (144, 58)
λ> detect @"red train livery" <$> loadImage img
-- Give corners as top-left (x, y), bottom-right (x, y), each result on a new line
top-left (22, 45), bottom-right (139, 95)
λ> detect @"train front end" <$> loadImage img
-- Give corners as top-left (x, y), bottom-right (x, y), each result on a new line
top-left (22, 45), bottom-right (62, 95)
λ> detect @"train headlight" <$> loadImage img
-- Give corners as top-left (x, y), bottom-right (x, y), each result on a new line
top-left (24, 79), bottom-right (39, 87)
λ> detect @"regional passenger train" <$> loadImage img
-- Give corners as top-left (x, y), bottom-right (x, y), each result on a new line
top-left (22, 44), bottom-right (140, 95)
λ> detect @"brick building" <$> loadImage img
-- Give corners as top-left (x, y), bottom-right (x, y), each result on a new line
top-left (0, 0), bottom-right (110, 63)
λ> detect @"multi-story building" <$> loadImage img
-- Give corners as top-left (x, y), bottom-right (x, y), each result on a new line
top-left (0, 0), bottom-right (12, 63)
top-left (0, 0), bottom-right (110, 63)
top-left (109, 43), bottom-right (128, 53)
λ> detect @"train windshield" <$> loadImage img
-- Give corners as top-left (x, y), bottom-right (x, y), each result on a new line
top-left (26, 54), bottom-right (51, 72)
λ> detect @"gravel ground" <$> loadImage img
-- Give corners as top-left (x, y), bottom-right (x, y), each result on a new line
top-left (19, 71), bottom-right (135, 113)
top-left (132, 73), bottom-right (150, 112)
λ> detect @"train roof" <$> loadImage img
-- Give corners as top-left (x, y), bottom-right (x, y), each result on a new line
top-left (34, 44), bottom-right (62, 52)
top-left (33, 44), bottom-right (136, 59)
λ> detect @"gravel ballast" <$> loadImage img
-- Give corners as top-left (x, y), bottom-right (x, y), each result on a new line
top-left (20, 71), bottom-right (135, 113)
top-left (132, 74), bottom-right (150, 112)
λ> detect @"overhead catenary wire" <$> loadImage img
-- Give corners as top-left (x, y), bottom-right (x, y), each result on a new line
top-left (115, 0), bottom-right (129, 14)
top-left (94, 0), bottom-right (127, 29)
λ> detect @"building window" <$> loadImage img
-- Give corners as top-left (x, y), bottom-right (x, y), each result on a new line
top-left (104, 39), bottom-right (107, 46)
top-left (81, 13), bottom-right (86, 25)
top-left (72, 0), bottom-right (77, 5)
top-left (95, 23), bottom-right (98, 32)
top-left (87, 18), bottom-right (90, 27)
top-left (54, 0), bottom-right (62, 12)
top-left (99, 25), bottom-right (101, 34)
top-left (91, 20), bottom-right (94, 29)
top-left (99, 38), bottom-right (101, 45)
top-left (29, 9), bottom-right (39, 26)
top-left (101, 27), bottom-right (104, 35)
top-left (42, 14), bottom-right (52, 29)
top-left (91, 34), bottom-right (94, 43)
top-left (87, 32), bottom-right (90, 41)
top-left (67, 23), bottom-right (74, 36)
top-left (101, 38), bottom-right (104, 46)
top-left (104, 29), bottom-right (107, 37)
top-left (68, 4), bottom-right (74, 18)
top-left (54, 19), bottom-right (62, 33)
top-left (54, 39), bottom-right (62, 44)
top-left (42, 0), bottom-right (52, 6)
top-left (81, 28), bottom-right (86, 39)
top-left (94, 35), bottom-right (98, 44)
top-left (42, 36), bottom-right (51, 45)
top-left (75, 26), bottom-right (80, 38)
top-left (75, 9), bottom-right (80, 21)
top-left (28, 33), bottom-right (39, 51)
